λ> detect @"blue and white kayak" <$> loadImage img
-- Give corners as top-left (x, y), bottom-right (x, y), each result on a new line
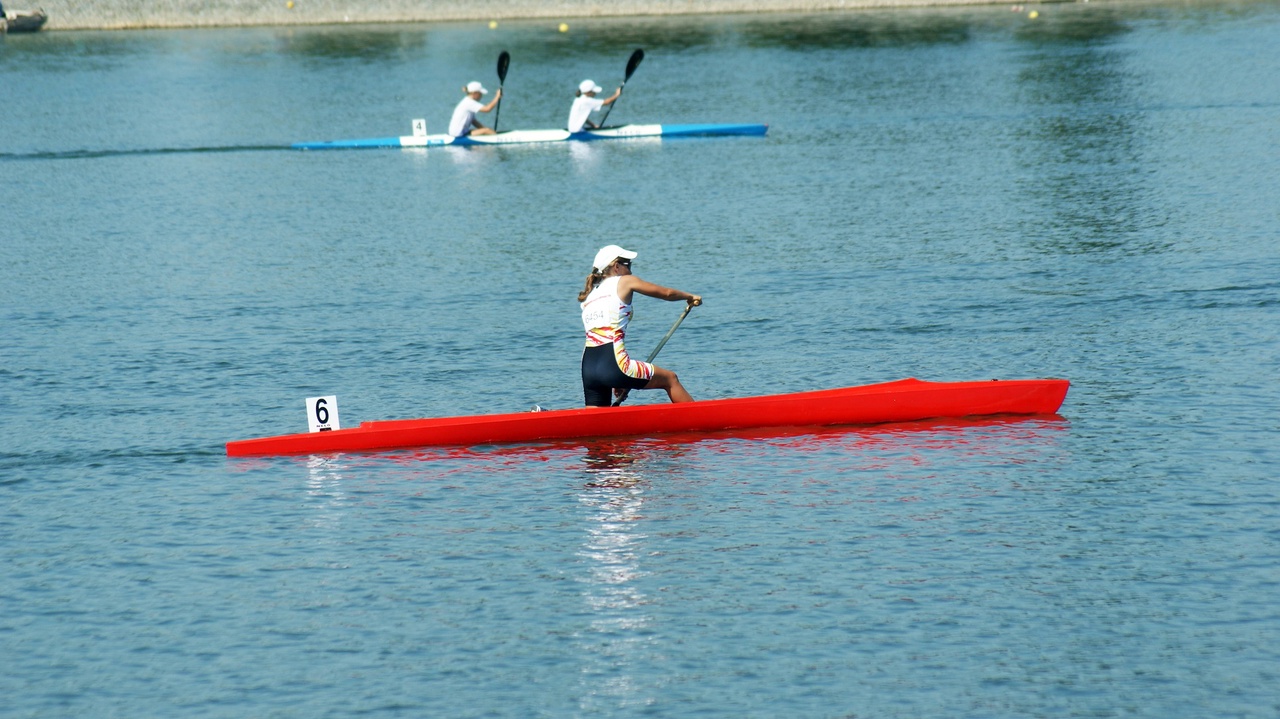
top-left (292, 123), bottom-right (768, 150)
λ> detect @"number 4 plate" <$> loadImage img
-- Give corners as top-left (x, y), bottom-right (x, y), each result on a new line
top-left (306, 396), bottom-right (340, 432)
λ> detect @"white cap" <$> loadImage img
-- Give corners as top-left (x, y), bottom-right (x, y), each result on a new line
top-left (579, 79), bottom-right (603, 94)
top-left (593, 245), bottom-right (637, 272)
top-left (466, 81), bottom-right (487, 94)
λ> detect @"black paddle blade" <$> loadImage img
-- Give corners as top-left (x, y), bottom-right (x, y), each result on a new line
top-left (597, 48), bottom-right (644, 130)
top-left (497, 51), bottom-right (510, 83)
top-left (624, 48), bottom-right (645, 81)
top-left (493, 51), bottom-right (510, 132)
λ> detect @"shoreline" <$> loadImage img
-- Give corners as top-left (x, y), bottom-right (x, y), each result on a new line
top-left (21, 0), bottom-right (1081, 32)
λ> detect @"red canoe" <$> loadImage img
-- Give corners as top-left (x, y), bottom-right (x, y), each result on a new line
top-left (225, 378), bottom-right (1069, 457)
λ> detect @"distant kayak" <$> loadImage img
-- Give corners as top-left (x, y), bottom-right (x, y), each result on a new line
top-left (225, 377), bottom-right (1069, 457)
top-left (292, 123), bottom-right (768, 150)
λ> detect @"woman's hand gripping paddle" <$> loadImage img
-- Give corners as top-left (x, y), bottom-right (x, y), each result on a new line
top-left (596, 48), bottom-right (644, 129)
top-left (612, 301), bottom-right (693, 407)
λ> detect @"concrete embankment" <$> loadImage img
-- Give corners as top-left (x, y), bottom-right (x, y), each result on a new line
top-left (25, 0), bottom-right (1047, 31)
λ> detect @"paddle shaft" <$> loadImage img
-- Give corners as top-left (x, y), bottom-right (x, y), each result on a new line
top-left (597, 48), bottom-right (644, 129)
top-left (644, 303), bottom-right (692, 364)
top-left (493, 51), bottom-right (510, 132)
top-left (612, 302), bottom-right (692, 407)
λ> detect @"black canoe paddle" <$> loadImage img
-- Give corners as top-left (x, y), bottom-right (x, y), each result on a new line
top-left (493, 50), bottom-right (510, 132)
top-left (596, 48), bottom-right (644, 129)
top-left (612, 302), bottom-right (692, 407)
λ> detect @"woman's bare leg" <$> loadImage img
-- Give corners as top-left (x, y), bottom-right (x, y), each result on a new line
top-left (645, 366), bottom-right (693, 403)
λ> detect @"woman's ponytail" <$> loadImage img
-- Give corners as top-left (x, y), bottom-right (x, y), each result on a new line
top-left (577, 269), bottom-right (604, 302)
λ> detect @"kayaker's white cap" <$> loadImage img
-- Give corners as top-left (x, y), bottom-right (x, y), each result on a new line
top-left (593, 245), bottom-right (637, 272)
top-left (466, 81), bottom-right (487, 94)
top-left (579, 79), bottom-right (603, 94)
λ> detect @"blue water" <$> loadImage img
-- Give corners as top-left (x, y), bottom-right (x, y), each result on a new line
top-left (3, 3), bottom-right (1279, 717)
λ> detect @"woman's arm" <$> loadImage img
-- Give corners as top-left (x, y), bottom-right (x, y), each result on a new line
top-left (619, 275), bottom-right (702, 306)
top-left (479, 89), bottom-right (503, 113)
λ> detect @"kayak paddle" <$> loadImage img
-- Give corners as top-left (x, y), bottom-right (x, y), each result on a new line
top-left (612, 301), bottom-right (692, 407)
top-left (493, 50), bottom-right (510, 132)
top-left (596, 48), bottom-right (644, 129)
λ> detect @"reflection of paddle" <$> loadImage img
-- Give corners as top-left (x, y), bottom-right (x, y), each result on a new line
top-left (596, 48), bottom-right (644, 129)
top-left (612, 302), bottom-right (692, 407)
top-left (493, 50), bottom-right (510, 132)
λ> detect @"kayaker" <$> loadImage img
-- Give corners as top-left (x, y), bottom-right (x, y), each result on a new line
top-left (567, 80), bottom-right (622, 133)
top-left (579, 245), bottom-right (702, 407)
top-left (449, 81), bottom-right (502, 137)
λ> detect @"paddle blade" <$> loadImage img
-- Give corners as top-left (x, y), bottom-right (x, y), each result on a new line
top-left (624, 48), bottom-right (645, 81)
top-left (493, 51), bottom-right (509, 132)
top-left (597, 48), bottom-right (644, 129)
top-left (497, 51), bottom-right (510, 84)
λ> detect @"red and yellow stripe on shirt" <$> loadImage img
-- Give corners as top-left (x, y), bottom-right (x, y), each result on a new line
top-left (581, 277), bottom-right (655, 380)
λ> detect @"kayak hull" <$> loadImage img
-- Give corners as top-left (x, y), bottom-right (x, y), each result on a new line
top-left (292, 123), bottom-right (768, 150)
top-left (226, 378), bottom-right (1069, 457)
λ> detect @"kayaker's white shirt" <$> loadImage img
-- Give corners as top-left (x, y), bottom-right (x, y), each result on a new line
top-left (568, 95), bottom-right (605, 133)
top-left (449, 96), bottom-right (484, 137)
top-left (581, 276), bottom-right (631, 347)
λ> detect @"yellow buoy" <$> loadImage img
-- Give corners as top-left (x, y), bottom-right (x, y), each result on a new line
top-left (286, 0), bottom-right (293, 8)
top-left (489, 20), bottom-right (497, 29)
top-left (1028, 10), bottom-right (1039, 18)
top-left (558, 23), bottom-right (569, 32)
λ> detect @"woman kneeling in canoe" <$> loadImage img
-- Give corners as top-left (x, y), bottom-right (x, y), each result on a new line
top-left (579, 245), bottom-right (702, 407)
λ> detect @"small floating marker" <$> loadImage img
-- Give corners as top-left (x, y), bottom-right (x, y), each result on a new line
top-left (1028, 10), bottom-right (1039, 18)
top-left (558, 23), bottom-right (569, 32)
top-left (286, 0), bottom-right (293, 7)
top-left (489, 20), bottom-right (497, 29)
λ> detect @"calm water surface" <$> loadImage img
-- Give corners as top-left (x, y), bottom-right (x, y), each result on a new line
top-left (2, 2), bottom-right (1278, 717)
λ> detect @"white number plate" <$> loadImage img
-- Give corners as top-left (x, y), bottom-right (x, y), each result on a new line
top-left (306, 396), bottom-right (340, 432)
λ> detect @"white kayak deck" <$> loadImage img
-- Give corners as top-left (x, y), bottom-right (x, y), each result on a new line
top-left (293, 123), bottom-right (768, 150)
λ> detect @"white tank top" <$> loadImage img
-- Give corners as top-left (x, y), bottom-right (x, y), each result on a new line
top-left (568, 95), bottom-right (604, 133)
top-left (449, 96), bottom-right (483, 137)
top-left (580, 276), bottom-right (631, 347)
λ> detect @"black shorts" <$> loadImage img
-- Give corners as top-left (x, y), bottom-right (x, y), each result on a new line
top-left (581, 343), bottom-right (651, 407)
